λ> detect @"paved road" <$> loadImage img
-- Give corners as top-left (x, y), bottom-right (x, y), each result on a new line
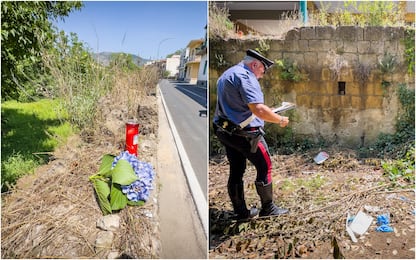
top-left (158, 79), bottom-right (207, 199)
top-left (157, 94), bottom-right (207, 258)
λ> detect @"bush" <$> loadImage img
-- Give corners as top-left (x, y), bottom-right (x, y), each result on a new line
top-left (310, 1), bottom-right (406, 27)
top-left (42, 31), bottom-right (113, 129)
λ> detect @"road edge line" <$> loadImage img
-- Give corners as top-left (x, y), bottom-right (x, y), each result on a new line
top-left (158, 84), bottom-right (208, 238)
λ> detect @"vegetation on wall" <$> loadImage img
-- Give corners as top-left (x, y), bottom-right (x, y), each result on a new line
top-left (208, 2), bottom-right (234, 40)
top-left (274, 58), bottom-right (308, 82)
top-left (403, 28), bottom-right (415, 75)
top-left (378, 52), bottom-right (397, 89)
top-left (361, 83), bottom-right (415, 159)
top-left (310, 1), bottom-right (406, 26)
top-left (255, 39), bottom-right (271, 55)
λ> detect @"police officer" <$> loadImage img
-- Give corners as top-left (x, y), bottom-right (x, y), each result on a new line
top-left (213, 49), bottom-right (289, 220)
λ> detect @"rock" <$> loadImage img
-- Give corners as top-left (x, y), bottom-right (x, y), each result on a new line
top-left (95, 231), bottom-right (114, 249)
top-left (107, 251), bottom-right (120, 259)
top-left (97, 214), bottom-right (120, 231)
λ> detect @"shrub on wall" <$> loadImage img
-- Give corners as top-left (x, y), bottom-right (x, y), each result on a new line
top-left (274, 58), bottom-right (308, 82)
top-left (362, 83), bottom-right (415, 159)
top-left (403, 28), bottom-right (415, 75)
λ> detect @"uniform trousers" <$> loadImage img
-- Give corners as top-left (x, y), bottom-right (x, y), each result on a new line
top-left (214, 126), bottom-right (272, 185)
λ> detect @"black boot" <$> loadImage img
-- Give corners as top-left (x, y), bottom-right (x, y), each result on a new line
top-left (228, 182), bottom-right (258, 220)
top-left (255, 181), bottom-right (288, 217)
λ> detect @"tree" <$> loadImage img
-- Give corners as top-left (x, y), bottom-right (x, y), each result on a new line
top-left (166, 49), bottom-right (183, 58)
top-left (1, 1), bottom-right (82, 100)
top-left (109, 53), bottom-right (139, 71)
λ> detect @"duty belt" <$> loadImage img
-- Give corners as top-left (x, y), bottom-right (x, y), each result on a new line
top-left (215, 117), bottom-right (265, 153)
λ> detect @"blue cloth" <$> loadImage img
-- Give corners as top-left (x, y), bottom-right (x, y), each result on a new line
top-left (377, 214), bottom-right (390, 225)
top-left (214, 62), bottom-right (264, 128)
top-left (376, 224), bottom-right (393, 232)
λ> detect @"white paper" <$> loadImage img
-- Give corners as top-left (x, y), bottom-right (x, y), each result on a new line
top-left (272, 102), bottom-right (296, 114)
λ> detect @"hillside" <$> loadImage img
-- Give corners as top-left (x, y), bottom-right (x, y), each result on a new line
top-left (93, 52), bottom-right (150, 66)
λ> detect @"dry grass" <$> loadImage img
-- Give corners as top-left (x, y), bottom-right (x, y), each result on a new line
top-left (209, 149), bottom-right (415, 259)
top-left (1, 66), bottom-right (160, 258)
top-left (209, 2), bottom-right (235, 40)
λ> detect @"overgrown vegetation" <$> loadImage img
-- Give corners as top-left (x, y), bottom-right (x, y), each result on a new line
top-left (1, 1), bottom-right (83, 101)
top-left (274, 58), bottom-right (308, 82)
top-left (403, 28), bottom-right (415, 75)
top-left (42, 31), bottom-right (113, 129)
top-left (382, 147), bottom-right (415, 188)
top-left (208, 2), bottom-right (234, 40)
top-left (359, 83), bottom-right (415, 177)
top-left (310, 1), bottom-right (407, 26)
top-left (1, 2), bottom-right (160, 192)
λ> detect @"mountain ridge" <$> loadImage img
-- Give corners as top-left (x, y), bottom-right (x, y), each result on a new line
top-left (93, 52), bottom-right (150, 66)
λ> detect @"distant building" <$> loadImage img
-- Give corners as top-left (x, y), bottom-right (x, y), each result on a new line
top-left (196, 25), bottom-right (208, 88)
top-left (178, 39), bottom-right (204, 84)
top-left (165, 55), bottom-right (181, 78)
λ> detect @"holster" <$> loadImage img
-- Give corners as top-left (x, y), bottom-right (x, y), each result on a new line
top-left (235, 127), bottom-right (265, 153)
top-left (215, 117), bottom-right (240, 135)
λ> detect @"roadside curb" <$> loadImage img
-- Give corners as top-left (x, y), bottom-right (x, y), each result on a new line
top-left (158, 85), bottom-right (208, 238)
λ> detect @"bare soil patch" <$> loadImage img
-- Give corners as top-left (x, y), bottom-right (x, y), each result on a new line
top-left (209, 149), bottom-right (415, 259)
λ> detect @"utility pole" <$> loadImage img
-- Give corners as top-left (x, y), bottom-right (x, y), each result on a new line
top-left (157, 38), bottom-right (174, 60)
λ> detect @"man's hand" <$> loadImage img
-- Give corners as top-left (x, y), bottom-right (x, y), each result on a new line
top-left (248, 103), bottom-right (289, 127)
top-left (279, 116), bottom-right (289, 128)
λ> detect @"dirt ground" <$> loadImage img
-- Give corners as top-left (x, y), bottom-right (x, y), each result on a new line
top-left (209, 149), bottom-right (415, 259)
top-left (1, 92), bottom-right (160, 258)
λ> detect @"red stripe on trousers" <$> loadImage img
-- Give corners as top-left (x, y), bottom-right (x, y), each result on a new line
top-left (258, 141), bottom-right (272, 184)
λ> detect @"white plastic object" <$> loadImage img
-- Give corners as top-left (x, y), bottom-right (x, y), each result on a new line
top-left (314, 151), bottom-right (329, 164)
top-left (349, 211), bottom-right (373, 235)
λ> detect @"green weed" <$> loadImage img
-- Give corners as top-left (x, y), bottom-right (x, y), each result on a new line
top-left (274, 58), bottom-right (308, 83)
top-left (42, 31), bottom-right (113, 129)
top-left (310, 1), bottom-right (406, 27)
top-left (1, 98), bottom-right (74, 192)
top-left (382, 147), bottom-right (415, 187)
top-left (1, 153), bottom-right (38, 191)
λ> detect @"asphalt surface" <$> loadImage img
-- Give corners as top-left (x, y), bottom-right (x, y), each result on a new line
top-left (157, 90), bottom-right (207, 258)
top-left (158, 79), bottom-right (208, 198)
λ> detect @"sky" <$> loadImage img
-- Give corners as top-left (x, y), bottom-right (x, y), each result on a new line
top-left (53, 1), bottom-right (207, 60)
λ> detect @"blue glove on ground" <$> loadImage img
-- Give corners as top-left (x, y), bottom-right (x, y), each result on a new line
top-left (377, 214), bottom-right (389, 225)
top-left (376, 224), bottom-right (393, 232)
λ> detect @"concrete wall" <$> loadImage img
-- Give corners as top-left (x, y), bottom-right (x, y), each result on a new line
top-left (165, 55), bottom-right (180, 78)
top-left (186, 62), bottom-right (200, 84)
top-left (197, 54), bottom-right (208, 88)
top-left (210, 26), bottom-right (414, 148)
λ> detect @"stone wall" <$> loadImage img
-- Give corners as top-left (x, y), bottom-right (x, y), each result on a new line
top-left (210, 26), bottom-right (414, 148)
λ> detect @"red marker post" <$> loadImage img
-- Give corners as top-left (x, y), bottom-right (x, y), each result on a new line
top-left (125, 119), bottom-right (139, 156)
